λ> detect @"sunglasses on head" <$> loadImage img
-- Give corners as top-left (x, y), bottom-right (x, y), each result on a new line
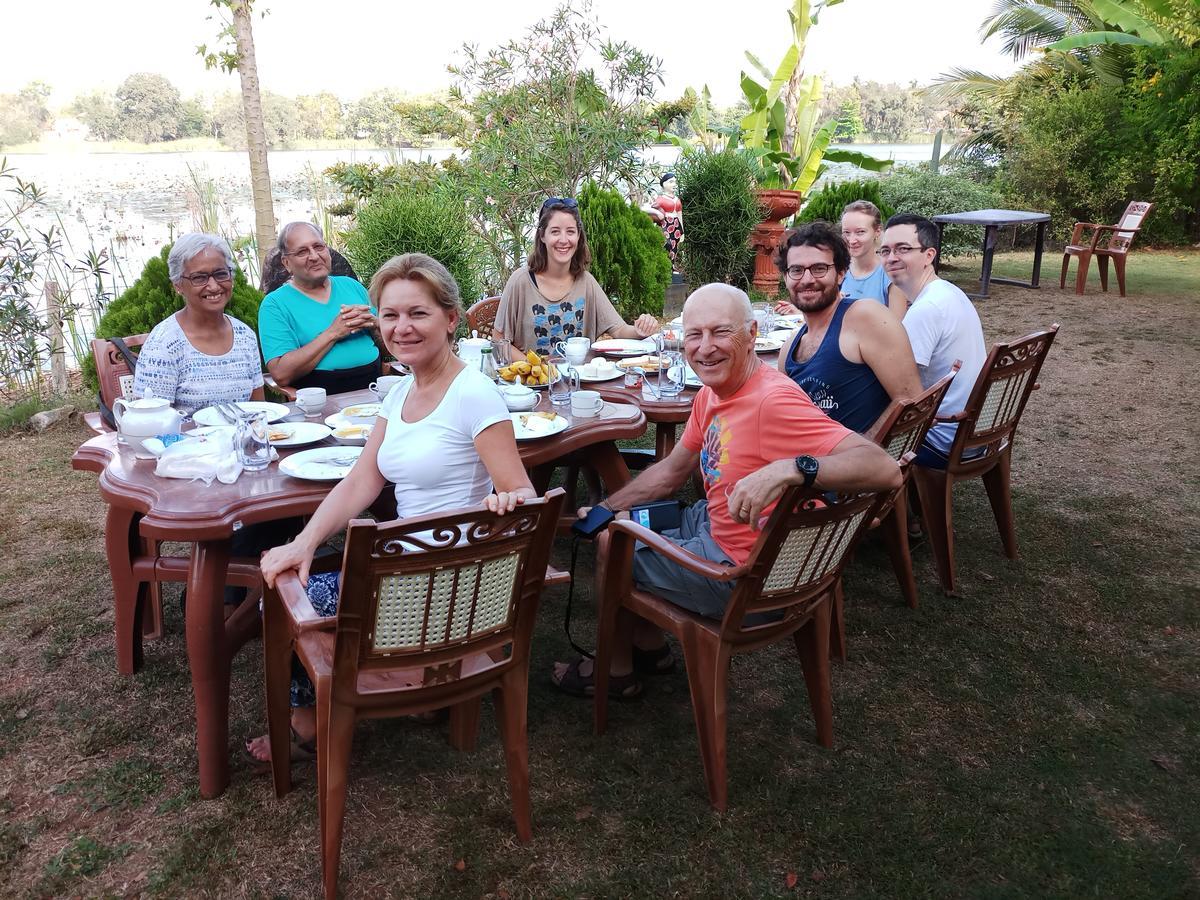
top-left (540, 197), bottom-right (579, 215)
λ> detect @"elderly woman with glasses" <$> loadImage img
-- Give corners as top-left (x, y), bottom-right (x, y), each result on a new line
top-left (132, 233), bottom-right (266, 416)
top-left (258, 222), bottom-right (382, 394)
top-left (492, 197), bottom-right (660, 359)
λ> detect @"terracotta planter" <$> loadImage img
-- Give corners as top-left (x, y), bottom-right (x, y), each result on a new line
top-left (750, 189), bottom-right (802, 295)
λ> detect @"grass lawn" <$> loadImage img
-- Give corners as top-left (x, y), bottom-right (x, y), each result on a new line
top-left (0, 249), bottom-right (1197, 898)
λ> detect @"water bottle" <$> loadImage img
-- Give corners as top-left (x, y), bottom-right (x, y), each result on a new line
top-left (236, 411), bottom-right (272, 472)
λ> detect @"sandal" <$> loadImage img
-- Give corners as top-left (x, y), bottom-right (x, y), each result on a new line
top-left (632, 642), bottom-right (675, 676)
top-left (551, 657), bottom-right (643, 701)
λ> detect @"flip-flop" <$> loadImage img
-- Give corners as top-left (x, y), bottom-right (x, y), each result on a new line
top-left (632, 643), bottom-right (675, 676)
top-left (551, 657), bottom-right (643, 700)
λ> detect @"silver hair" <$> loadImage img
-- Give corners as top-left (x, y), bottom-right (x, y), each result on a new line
top-left (168, 233), bottom-right (235, 283)
top-left (276, 221), bottom-right (323, 254)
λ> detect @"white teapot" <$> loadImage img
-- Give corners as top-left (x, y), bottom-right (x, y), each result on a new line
top-left (113, 396), bottom-right (183, 458)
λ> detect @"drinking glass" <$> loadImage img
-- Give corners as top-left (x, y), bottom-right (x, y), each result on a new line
top-left (653, 350), bottom-right (686, 399)
top-left (752, 303), bottom-right (775, 335)
top-left (236, 411), bottom-right (272, 471)
top-left (547, 354), bottom-right (578, 406)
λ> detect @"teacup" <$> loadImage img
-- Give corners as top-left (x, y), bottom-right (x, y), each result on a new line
top-left (570, 390), bottom-right (603, 418)
top-left (555, 336), bottom-right (591, 366)
top-left (295, 387), bottom-right (327, 418)
top-left (370, 375), bottom-right (404, 400)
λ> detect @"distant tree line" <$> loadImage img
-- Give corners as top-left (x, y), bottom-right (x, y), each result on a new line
top-left (0, 82), bottom-right (53, 146)
top-left (819, 79), bottom-right (951, 143)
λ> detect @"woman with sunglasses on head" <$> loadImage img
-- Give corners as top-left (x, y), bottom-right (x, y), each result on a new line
top-left (132, 232), bottom-right (266, 416)
top-left (775, 200), bottom-right (907, 318)
top-left (492, 197), bottom-right (660, 359)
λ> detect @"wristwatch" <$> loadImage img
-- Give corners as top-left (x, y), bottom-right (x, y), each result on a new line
top-left (794, 455), bottom-right (819, 489)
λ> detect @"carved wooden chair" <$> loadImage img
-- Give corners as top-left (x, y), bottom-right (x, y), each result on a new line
top-left (467, 296), bottom-right (501, 339)
top-left (914, 326), bottom-right (1059, 593)
top-left (592, 472), bottom-right (905, 811)
top-left (1060, 201), bottom-right (1154, 297)
top-left (264, 489), bottom-right (565, 899)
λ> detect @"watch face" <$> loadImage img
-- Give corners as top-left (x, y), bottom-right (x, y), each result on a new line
top-left (795, 455), bottom-right (819, 484)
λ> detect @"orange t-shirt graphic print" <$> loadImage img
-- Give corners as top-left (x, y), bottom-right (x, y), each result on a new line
top-left (681, 365), bottom-right (850, 564)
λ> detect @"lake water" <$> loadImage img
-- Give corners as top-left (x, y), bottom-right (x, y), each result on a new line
top-left (5, 141), bottom-right (940, 337)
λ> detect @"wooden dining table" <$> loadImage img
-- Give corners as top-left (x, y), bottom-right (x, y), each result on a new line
top-left (71, 387), bottom-right (645, 799)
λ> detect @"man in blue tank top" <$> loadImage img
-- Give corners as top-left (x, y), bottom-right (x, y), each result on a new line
top-left (774, 222), bottom-right (924, 434)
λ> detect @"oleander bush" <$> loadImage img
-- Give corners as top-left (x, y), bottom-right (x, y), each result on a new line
top-left (676, 149), bottom-right (760, 288)
top-left (797, 179), bottom-right (894, 226)
top-left (578, 181), bottom-right (670, 322)
top-left (342, 189), bottom-right (485, 304)
top-left (82, 244), bottom-right (262, 392)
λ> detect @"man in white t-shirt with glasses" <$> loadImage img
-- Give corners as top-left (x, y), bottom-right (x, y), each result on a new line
top-left (879, 213), bottom-right (987, 468)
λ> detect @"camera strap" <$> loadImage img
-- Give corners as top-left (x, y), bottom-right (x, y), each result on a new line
top-left (563, 535), bottom-right (594, 660)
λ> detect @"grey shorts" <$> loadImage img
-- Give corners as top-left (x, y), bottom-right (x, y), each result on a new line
top-left (631, 500), bottom-right (737, 620)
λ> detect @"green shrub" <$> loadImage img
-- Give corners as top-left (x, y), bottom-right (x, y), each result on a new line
top-left (797, 179), bottom-right (894, 225)
top-left (676, 149), bottom-right (760, 288)
top-left (342, 189), bottom-right (484, 304)
top-left (578, 182), bottom-right (671, 321)
top-left (82, 245), bottom-right (262, 392)
top-left (878, 168), bottom-right (1003, 258)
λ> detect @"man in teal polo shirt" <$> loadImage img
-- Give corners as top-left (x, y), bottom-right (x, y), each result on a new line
top-left (258, 222), bottom-right (382, 394)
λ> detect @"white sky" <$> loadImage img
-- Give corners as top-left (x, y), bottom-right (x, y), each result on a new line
top-left (4, 0), bottom-right (1019, 107)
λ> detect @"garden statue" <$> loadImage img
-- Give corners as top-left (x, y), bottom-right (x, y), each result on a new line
top-left (645, 172), bottom-right (684, 272)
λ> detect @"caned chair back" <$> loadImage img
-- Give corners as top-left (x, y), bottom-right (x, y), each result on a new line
top-left (259, 246), bottom-right (361, 294)
top-left (947, 325), bottom-right (1059, 468)
top-left (718, 466), bottom-right (907, 648)
top-left (92, 334), bottom-right (149, 410)
top-left (467, 296), bottom-right (501, 339)
top-left (328, 490), bottom-right (564, 704)
top-left (873, 364), bottom-right (960, 463)
top-left (1109, 201), bottom-right (1153, 252)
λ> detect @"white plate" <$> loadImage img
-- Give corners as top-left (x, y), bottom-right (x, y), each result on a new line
top-left (571, 364), bottom-right (624, 383)
top-left (192, 401), bottom-right (291, 427)
top-left (268, 421), bottom-right (333, 447)
top-left (591, 338), bottom-right (657, 356)
top-left (325, 412), bottom-right (379, 431)
top-left (768, 328), bottom-right (800, 344)
top-left (754, 337), bottom-right (783, 353)
top-left (510, 412), bottom-right (569, 440)
top-left (775, 313), bottom-right (804, 325)
top-left (278, 446), bottom-right (364, 481)
top-left (668, 364), bottom-right (704, 388)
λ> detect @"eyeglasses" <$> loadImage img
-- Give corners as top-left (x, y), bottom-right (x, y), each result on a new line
top-left (877, 244), bottom-right (926, 258)
top-left (285, 242), bottom-right (329, 261)
top-left (540, 197), bottom-right (578, 215)
top-left (784, 263), bottom-right (834, 280)
top-left (181, 268), bottom-right (233, 287)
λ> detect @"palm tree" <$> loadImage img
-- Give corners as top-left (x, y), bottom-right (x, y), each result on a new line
top-left (198, 0), bottom-right (275, 268)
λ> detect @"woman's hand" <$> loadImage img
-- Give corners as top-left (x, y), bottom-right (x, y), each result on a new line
top-left (259, 539), bottom-right (316, 589)
top-left (486, 487), bottom-right (537, 515)
top-left (774, 300), bottom-right (799, 315)
top-left (633, 314), bottom-right (660, 337)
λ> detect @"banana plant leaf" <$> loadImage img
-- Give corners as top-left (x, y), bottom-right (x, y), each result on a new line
top-left (744, 51), bottom-right (774, 83)
top-left (1046, 31), bottom-right (1155, 50)
top-left (791, 120), bottom-right (835, 195)
top-left (766, 45), bottom-right (800, 105)
top-left (823, 148), bottom-right (894, 171)
top-left (1089, 0), bottom-right (1168, 42)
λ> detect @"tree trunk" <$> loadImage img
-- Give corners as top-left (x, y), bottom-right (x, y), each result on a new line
top-left (46, 279), bottom-right (68, 395)
top-left (232, 0), bottom-right (274, 267)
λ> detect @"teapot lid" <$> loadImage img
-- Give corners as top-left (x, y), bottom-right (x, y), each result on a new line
top-left (128, 397), bottom-right (171, 409)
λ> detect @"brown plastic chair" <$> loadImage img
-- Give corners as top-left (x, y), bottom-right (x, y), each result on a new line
top-left (1060, 201), bottom-right (1153, 297)
top-left (264, 489), bottom-right (566, 899)
top-left (88, 334), bottom-right (149, 434)
top-left (467, 296), bottom-right (501, 339)
top-left (591, 471), bottom-right (905, 811)
top-left (914, 325), bottom-right (1059, 593)
top-left (866, 363), bottom-right (961, 610)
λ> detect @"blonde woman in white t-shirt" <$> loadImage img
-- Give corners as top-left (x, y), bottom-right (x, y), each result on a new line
top-left (246, 253), bottom-right (535, 766)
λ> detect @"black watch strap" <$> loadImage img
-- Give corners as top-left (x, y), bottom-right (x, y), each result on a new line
top-left (794, 455), bottom-right (819, 489)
